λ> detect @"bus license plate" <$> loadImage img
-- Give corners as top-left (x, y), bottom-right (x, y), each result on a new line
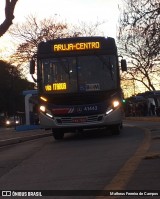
top-left (72, 117), bottom-right (87, 123)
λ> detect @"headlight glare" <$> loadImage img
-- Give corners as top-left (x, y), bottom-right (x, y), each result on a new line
top-left (40, 105), bottom-right (46, 112)
top-left (6, 120), bottom-right (10, 125)
top-left (113, 100), bottom-right (120, 108)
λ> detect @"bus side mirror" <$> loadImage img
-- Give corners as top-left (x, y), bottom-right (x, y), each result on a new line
top-left (30, 59), bottom-right (35, 74)
top-left (121, 59), bottom-right (127, 72)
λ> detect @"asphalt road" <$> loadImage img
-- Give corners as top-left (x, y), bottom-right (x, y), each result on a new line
top-left (0, 125), bottom-right (151, 199)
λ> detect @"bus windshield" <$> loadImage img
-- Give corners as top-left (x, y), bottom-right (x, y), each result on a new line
top-left (41, 55), bottom-right (118, 93)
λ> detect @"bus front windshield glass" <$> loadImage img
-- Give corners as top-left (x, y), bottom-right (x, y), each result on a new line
top-left (41, 55), bottom-right (118, 93)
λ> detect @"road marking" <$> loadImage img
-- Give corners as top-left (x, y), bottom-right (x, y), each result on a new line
top-left (144, 152), bottom-right (160, 160)
top-left (96, 128), bottom-right (151, 199)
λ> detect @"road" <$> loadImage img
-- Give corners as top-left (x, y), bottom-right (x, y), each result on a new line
top-left (0, 121), bottom-right (160, 198)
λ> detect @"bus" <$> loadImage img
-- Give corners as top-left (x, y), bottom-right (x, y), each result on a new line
top-left (30, 37), bottom-right (127, 140)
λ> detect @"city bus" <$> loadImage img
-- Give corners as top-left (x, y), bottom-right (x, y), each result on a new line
top-left (30, 37), bottom-right (127, 139)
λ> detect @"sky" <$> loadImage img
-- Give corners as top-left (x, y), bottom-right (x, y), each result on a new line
top-left (13, 0), bottom-right (121, 34)
top-left (0, 0), bottom-right (122, 58)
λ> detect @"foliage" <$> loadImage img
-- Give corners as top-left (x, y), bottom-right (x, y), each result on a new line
top-left (10, 16), bottom-right (68, 57)
top-left (0, 60), bottom-right (35, 116)
top-left (9, 15), bottom-right (104, 76)
top-left (120, 0), bottom-right (160, 57)
top-left (118, 0), bottom-right (160, 93)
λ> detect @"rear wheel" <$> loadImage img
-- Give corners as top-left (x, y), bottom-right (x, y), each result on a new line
top-left (52, 129), bottom-right (64, 140)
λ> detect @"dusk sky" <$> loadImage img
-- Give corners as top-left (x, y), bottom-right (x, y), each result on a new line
top-left (0, 0), bottom-right (122, 58)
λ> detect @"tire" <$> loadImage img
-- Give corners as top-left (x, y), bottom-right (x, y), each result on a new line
top-left (52, 129), bottom-right (64, 140)
top-left (111, 123), bottom-right (122, 135)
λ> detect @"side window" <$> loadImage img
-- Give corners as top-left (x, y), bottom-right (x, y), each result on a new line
top-left (42, 60), bottom-right (50, 84)
top-left (42, 60), bottom-right (59, 84)
top-left (50, 62), bottom-right (57, 82)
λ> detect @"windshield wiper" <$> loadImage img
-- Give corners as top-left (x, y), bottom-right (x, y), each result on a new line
top-left (97, 55), bottom-right (114, 80)
top-left (59, 58), bottom-right (71, 80)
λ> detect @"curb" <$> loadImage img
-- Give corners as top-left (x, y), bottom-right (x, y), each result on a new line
top-left (1, 117), bottom-right (159, 147)
top-left (124, 117), bottom-right (160, 122)
top-left (0, 132), bottom-right (52, 147)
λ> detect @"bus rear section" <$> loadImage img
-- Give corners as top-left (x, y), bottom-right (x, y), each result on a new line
top-left (30, 36), bottom-right (127, 139)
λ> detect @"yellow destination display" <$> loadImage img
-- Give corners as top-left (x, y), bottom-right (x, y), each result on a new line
top-left (54, 42), bottom-right (100, 52)
top-left (45, 83), bottom-right (67, 91)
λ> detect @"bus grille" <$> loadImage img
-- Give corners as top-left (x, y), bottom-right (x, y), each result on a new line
top-left (55, 115), bottom-right (103, 125)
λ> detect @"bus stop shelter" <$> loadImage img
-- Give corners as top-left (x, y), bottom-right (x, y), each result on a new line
top-left (23, 90), bottom-right (38, 125)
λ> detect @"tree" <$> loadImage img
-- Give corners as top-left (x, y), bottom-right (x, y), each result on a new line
top-left (119, 0), bottom-right (160, 57)
top-left (9, 15), bottom-right (104, 76)
top-left (118, 0), bottom-right (160, 93)
top-left (119, 29), bottom-right (160, 92)
top-left (0, 0), bottom-right (18, 37)
top-left (70, 20), bottom-right (104, 37)
top-left (9, 15), bottom-right (70, 75)
top-left (0, 60), bottom-right (35, 116)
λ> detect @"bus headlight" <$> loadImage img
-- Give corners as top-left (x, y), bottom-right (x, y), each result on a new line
top-left (40, 105), bottom-right (46, 112)
top-left (106, 108), bottom-right (113, 115)
top-left (105, 100), bottom-right (120, 115)
top-left (46, 113), bottom-right (53, 118)
top-left (40, 105), bottom-right (53, 118)
top-left (113, 100), bottom-right (120, 108)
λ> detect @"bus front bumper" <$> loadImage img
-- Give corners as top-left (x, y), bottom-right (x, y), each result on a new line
top-left (39, 108), bottom-right (123, 130)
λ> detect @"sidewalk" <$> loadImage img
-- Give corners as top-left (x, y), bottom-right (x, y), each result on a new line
top-left (125, 116), bottom-right (160, 122)
top-left (0, 127), bottom-right (52, 147)
top-left (124, 116), bottom-right (160, 192)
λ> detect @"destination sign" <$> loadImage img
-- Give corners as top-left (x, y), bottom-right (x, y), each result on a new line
top-left (45, 83), bottom-right (67, 91)
top-left (53, 42), bottom-right (100, 52)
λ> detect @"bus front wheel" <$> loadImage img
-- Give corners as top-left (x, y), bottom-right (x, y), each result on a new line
top-left (111, 123), bottom-right (122, 135)
top-left (52, 129), bottom-right (64, 140)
